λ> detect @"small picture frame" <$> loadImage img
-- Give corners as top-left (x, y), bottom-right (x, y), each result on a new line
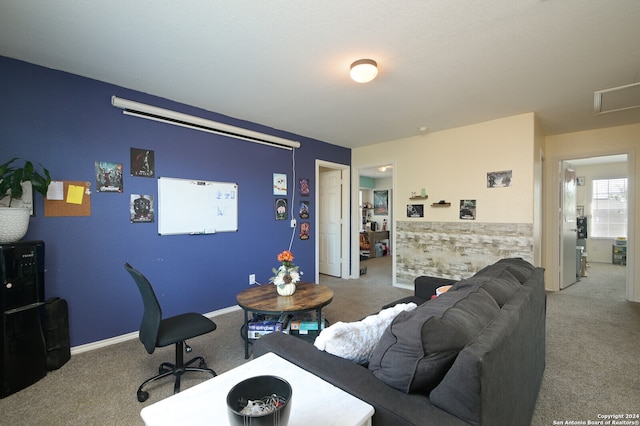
top-left (130, 194), bottom-right (155, 223)
top-left (460, 200), bottom-right (476, 220)
top-left (130, 148), bottom-right (155, 178)
top-left (273, 173), bottom-right (287, 195)
top-left (95, 161), bottom-right (123, 192)
top-left (407, 204), bottom-right (424, 218)
top-left (275, 198), bottom-right (287, 220)
top-left (300, 222), bottom-right (310, 240)
top-left (299, 201), bottom-right (309, 219)
top-left (299, 178), bottom-right (310, 196)
top-left (487, 170), bottom-right (512, 188)
top-left (577, 176), bottom-right (585, 186)
top-left (374, 190), bottom-right (389, 215)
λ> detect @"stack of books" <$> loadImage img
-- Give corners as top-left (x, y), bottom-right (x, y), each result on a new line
top-left (247, 313), bottom-right (290, 339)
top-left (289, 313), bottom-right (326, 337)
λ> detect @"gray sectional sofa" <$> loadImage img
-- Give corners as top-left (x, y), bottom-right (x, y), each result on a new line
top-left (254, 258), bottom-right (546, 426)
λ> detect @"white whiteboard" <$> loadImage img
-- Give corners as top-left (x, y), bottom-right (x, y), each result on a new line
top-left (158, 177), bottom-right (238, 235)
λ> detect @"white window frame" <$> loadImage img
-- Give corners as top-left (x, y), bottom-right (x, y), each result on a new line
top-left (591, 177), bottom-right (628, 239)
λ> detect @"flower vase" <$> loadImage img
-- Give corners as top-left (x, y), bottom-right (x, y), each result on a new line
top-left (277, 283), bottom-right (296, 296)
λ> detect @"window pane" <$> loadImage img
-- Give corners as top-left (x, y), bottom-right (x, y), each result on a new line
top-left (591, 178), bottom-right (628, 238)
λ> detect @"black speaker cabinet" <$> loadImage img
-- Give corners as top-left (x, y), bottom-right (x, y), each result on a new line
top-left (0, 240), bottom-right (47, 398)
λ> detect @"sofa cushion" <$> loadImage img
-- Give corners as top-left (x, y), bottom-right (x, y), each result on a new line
top-left (451, 268), bottom-right (521, 307)
top-left (313, 302), bottom-right (417, 364)
top-left (368, 286), bottom-right (500, 394)
top-left (475, 257), bottom-right (534, 283)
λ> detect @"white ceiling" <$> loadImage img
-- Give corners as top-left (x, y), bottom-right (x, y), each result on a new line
top-left (1, 1), bottom-right (639, 149)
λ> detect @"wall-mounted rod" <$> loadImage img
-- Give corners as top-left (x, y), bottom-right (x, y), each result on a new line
top-left (111, 96), bottom-right (300, 150)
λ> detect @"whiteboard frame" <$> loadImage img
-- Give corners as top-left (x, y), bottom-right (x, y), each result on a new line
top-left (157, 177), bottom-right (238, 235)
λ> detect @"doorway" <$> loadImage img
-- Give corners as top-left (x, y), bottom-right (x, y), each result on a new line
top-left (316, 160), bottom-right (350, 282)
top-left (558, 154), bottom-right (630, 296)
top-left (355, 164), bottom-right (394, 285)
top-left (560, 161), bottom-right (578, 289)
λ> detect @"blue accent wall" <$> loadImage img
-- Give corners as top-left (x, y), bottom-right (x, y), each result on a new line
top-left (0, 56), bottom-right (350, 346)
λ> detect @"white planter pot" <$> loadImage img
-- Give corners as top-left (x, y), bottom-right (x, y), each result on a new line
top-left (276, 283), bottom-right (296, 296)
top-left (0, 207), bottom-right (31, 243)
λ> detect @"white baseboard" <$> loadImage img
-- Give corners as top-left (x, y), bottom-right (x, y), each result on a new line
top-left (393, 282), bottom-right (413, 291)
top-left (70, 305), bottom-right (242, 355)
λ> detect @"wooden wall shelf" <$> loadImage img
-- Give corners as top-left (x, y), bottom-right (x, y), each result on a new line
top-left (409, 196), bottom-right (428, 200)
top-left (431, 202), bottom-right (451, 207)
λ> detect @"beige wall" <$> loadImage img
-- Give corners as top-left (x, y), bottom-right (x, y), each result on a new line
top-left (351, 113), bottom-right (539, 284)
top-left (352, 114), bottom-right (639, 302)
top-left (353, 113), bottom-right (537, 223)
top-left (544, 123), bottom-right (639, 301)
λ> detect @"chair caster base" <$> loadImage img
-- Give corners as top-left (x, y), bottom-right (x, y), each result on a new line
top-left (137, 390), bottom-right (149, 403)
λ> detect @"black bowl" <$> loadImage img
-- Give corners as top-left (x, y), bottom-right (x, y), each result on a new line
top-left (226, 375), bottom-right (292, 426)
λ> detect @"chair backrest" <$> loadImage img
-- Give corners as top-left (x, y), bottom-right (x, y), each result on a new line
top-left (124, 263), bottom-right (162, 354)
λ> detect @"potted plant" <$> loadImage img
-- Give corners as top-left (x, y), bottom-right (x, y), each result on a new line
top-left (0, 157), bottom-right (52, 243)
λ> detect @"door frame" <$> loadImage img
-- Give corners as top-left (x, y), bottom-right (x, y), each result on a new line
top-left (351, 162), bottom-right (397, 284)
top-left (550, 150), bottom-right (635, 301)
top-left (315, 160), bottom-right (350, 282)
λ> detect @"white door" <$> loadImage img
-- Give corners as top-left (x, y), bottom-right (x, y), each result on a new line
top-left (560, 161), bottom-right (578, 289)
top-left (319, 170), bottom-right (342, 276)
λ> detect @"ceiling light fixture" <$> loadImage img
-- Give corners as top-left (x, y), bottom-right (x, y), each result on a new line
top-left (350, 59), bottom-right (378, 83)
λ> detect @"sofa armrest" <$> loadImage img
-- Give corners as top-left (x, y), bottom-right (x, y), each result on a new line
top-left (254, 332), bottom-right (466, 426)
top-left (414, 276), bottom-right (458, 299)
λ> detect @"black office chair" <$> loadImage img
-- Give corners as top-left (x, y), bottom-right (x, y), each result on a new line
top-left (124, 263), bottom-right (217, 402)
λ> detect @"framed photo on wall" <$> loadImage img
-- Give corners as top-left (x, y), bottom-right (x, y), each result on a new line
top-left (299, 201), bottom-right (309, 219)
top-left (130, 148), bottom-right (155, 178)
top-left (275, 198), bottom-right (287, 220)
top-left (300, 222), bottom-right (310, 240)
top-left (299, 178), bottom-right (310, 196)
top-left (374, 190), bottom-right (388, 215)
top-left (487, 170), bottom-right (512, 188)
top-left (460, 199), bottom-right (476, 220)
top-left (407, 204), bottom-right (424, 218)
top-left (273, 173), bottom-right (287, 195)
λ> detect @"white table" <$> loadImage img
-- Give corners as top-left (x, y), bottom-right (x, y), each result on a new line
top-left (140, 352), bottom-right (374, 426)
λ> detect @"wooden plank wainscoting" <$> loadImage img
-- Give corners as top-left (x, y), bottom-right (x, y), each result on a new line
top-left (396, 221), bottom-right (533, 285)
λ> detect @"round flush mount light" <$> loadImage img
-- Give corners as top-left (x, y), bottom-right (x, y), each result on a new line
top-left (350, 59), bottom-right (378, 83)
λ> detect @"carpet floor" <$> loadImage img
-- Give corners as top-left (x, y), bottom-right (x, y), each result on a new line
top-left (0, 257), bottom-right (637, 425)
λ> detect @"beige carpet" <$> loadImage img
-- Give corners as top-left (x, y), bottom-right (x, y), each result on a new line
top-left (0, 257), bottom-right (637, 425)
top-left (531, 261), bottom-right (640, 424)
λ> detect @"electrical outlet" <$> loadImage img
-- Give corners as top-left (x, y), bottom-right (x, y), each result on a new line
top-left (291, 219), bottom-right (297, 228)
top-left (249, 274), bottom-right (256, 285)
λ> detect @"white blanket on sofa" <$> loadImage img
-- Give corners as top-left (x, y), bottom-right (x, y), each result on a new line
top-left (313, 302), bottom-right (417, 364)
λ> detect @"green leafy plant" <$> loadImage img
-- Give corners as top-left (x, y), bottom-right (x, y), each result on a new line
top-left (0, 158), bottom-right (52, 207)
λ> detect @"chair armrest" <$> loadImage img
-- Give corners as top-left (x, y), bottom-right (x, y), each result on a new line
top-left (414, 276), bottom-right (458, 299)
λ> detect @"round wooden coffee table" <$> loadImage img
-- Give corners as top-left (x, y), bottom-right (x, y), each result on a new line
top-left (237, 282), bottom-right (334, 358)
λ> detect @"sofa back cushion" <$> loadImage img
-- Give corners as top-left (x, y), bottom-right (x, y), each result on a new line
top-left (368, 286), bottom-right (500, 394)
top-left (475, 257), bottom-right (534, 283)
top-left (452, 268), bottom-right (521, 307)
top-left (429, 283), bottom-right (543, 426)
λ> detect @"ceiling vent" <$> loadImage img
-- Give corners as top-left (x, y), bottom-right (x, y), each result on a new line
top-left (594, 82), bottom-right (640, 115)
